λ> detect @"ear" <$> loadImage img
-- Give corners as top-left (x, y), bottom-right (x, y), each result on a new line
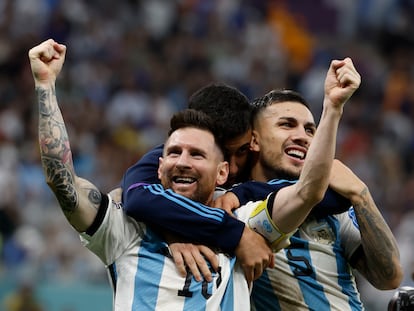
top-left (251, 130), bottom-right (260, 152)
top-left (216, 161), bottom-right (229, 187)
top-left (157, 157), bottom-right (163, 180)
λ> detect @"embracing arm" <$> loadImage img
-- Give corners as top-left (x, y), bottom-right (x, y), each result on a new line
top-left (121, 144), bottom-right (163, 202)
top-left (227, 180), bottom-right (350, 216)
top-left (30, 39), bottom-right (100, 232)
top-left (331, 160), bottom-right (402, 289)
top-left (124, 184), bottom-right (246, 255)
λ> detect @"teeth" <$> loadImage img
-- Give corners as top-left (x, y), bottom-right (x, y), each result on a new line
top-left (175, 177), bottom-right (195, 183)
top-left (287, 150), bottom-right (305, 159)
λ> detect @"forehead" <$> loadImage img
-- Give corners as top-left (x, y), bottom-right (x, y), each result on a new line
top-left (260, 101), bottom-right (315, 125)
top-left (165, 127), bottom-right (216, 150)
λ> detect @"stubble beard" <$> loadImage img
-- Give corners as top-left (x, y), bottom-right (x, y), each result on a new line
top-left (261, 158), bottom-right (301, 181)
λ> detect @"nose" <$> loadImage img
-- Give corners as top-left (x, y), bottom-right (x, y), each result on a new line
top-left (175, 152), bottom-right (191, 169)
top-left (291, 127), bottom-right (311, 146)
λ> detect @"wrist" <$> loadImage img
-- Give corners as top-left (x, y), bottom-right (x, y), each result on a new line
top-left (322, 99), bottom-right (344, 116)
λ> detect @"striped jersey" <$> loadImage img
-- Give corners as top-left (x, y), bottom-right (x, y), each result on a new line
top-left (251, 209), bottom-right (364, 311)
top-left (80, 193), bottom-right (268, 311)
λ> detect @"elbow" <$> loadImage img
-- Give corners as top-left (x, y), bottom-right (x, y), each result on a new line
top-left (374, 264), bottom-right (404, 290)
top-left (385, 267), bottom-right (404, 290)
top-left (298, 188), bottom-right (325, 208)
top-left (296, 179), bottom-right (329, 207)
top-left (377, 278), bottom-right (402, 291)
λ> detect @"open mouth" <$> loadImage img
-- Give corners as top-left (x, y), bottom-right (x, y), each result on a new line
top-left (173, 176), bottom-right (197, 184)
top-left (285, 148), bottom-right (306, 160)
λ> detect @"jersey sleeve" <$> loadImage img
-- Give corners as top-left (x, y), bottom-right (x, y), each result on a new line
top-left (124, 183), bottom-right (245, 255)
top-left (80, 194), bottom-right (145, 265)
top-left (339, 207), bottom-right (362, 260)
top-left (229, 179), bottom-right (352, 218)
top-left (121, 144), bottom-right (163, 203)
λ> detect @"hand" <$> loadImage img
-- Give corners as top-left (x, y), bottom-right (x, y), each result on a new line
top-left (28, 38), bottom-right (66, 87)
top-left (167, 234), bottom-right (218, 282)
top-left (234, 226), bottom-right (274, 284)
top-left (324, 57), bottom-right (361, 110)
top-left (212, 192), bottom-right (240, 215)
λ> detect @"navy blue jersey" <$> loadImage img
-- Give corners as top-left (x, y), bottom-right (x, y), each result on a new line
top-left (121, 146), bottom-right (350, 218)
top-left (124, 183), bottom-right (245, 255)
top-left (121, 144), bottom-right (163, 203)
top-left (230, 179), bottom-right (351, 218)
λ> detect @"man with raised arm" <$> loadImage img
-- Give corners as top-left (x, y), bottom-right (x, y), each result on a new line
top-left (29, 39), bottom-right (276, 310)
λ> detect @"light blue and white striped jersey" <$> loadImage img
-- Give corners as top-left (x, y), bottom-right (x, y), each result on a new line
top-left (80, 194), bottom-right (263, 311)
top-left (251, 208), bottom-right (364, 311)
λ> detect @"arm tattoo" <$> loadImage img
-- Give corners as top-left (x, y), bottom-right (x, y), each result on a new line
top-left (88, 189), bottom-right (101, 205)
top-left (37, 86), bottom-right (78, 217)
top-left (353, 188), bottom-right (399, 285)
top-left (42, 156), bottom-right (78, 216)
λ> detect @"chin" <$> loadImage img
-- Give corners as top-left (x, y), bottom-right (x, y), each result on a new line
top-left (272, 168), bottom-right (300, 181)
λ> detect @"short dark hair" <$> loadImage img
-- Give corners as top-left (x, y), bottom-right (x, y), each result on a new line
top-left (251, 89), bottom-right (310, 123)
top-left (188, 82), bottom-right (252, 143)
top-left (168, 109), bottom-right (225, 157)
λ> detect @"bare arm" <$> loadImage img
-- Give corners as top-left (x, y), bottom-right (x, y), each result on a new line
top-left (330, 160), bottom-right (403, 290)
top-left (29, 39), bottom-right (100, 232)
top-left (272, 58), bottom-right (361, 233)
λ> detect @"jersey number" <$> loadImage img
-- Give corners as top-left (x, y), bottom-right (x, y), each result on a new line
top-left (178, 267), bottom-right (222, 299)
top-left (286, 241), bottom-right (313, 276)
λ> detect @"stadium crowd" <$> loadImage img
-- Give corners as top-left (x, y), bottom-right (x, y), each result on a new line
top-left (1, 0), bottom-right (414, 309)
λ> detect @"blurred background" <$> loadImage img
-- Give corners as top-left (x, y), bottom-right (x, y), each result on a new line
top-left (0, 0), bottom-right (414, 310)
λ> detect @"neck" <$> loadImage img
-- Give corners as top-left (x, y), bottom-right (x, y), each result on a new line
top-left (249, 157), bottom-right (268, 182)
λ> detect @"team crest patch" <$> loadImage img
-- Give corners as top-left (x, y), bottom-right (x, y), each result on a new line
top-left (302, 218), bottom-right (335, 245)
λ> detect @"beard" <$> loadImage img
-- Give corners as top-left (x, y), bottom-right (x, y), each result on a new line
top-left (161, 176), bottom-right (212, 205)
top-left (261, 158), bottom-right (300, 181)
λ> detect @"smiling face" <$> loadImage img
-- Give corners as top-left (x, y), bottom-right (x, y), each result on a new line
top-left (158, 127), bottom-right (229, 205)
top-left (251, 101), bottom-right (316, 181)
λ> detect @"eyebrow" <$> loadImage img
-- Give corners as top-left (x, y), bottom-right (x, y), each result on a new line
top-left (166, 144), bottom-right (208, 156)
top-left (280, 116), bottom-right (316, 127)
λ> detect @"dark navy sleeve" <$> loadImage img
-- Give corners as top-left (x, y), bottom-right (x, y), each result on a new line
top-left (124, 183), bottom-right (245, 255)
top-left (121, 144), bottom-right (163, 203)
top-left (230, 179), bottom-right (351, 218)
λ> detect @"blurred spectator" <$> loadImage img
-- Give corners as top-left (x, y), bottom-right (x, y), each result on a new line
top-left (2, 281), bottom-right (44, 311)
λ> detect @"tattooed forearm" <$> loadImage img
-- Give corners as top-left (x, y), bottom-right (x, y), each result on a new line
top-left (353, 187), bottom-right (401, 288)
top-left (37, 86), bottom-right (78, 219)
top-left (37, 87), bottom-right (72, 163)
top-left (42, 156), bottom-right (78, 217)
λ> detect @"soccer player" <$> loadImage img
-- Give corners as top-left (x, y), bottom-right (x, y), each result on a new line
top-left (29, 39), bottom-right (274, 310)
top-left (220, 84), bottom-right (403, 309)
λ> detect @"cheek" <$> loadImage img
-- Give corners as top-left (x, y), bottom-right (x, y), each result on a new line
top-left (235, 156), bottom-right (248, 169)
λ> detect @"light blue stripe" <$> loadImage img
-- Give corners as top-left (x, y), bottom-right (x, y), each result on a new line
top-left (333, 215), bottom-right (363, 311)
top-left (287, 233), bottom-right (330, 310)
top-left (132, 234), bottom-right (165, 310)
top-left (182, 274), bottom-right (209, 311)
top-left (220, 257), bottom-right (236, 310)
top-left (149, 184), bottom-right (225, 218)
top-left (251, 270), bottom-right (282, 310)
top-left (267, 179), bottom-right (297, 185)
top-left (145, 184), bottom-right (225, 222)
